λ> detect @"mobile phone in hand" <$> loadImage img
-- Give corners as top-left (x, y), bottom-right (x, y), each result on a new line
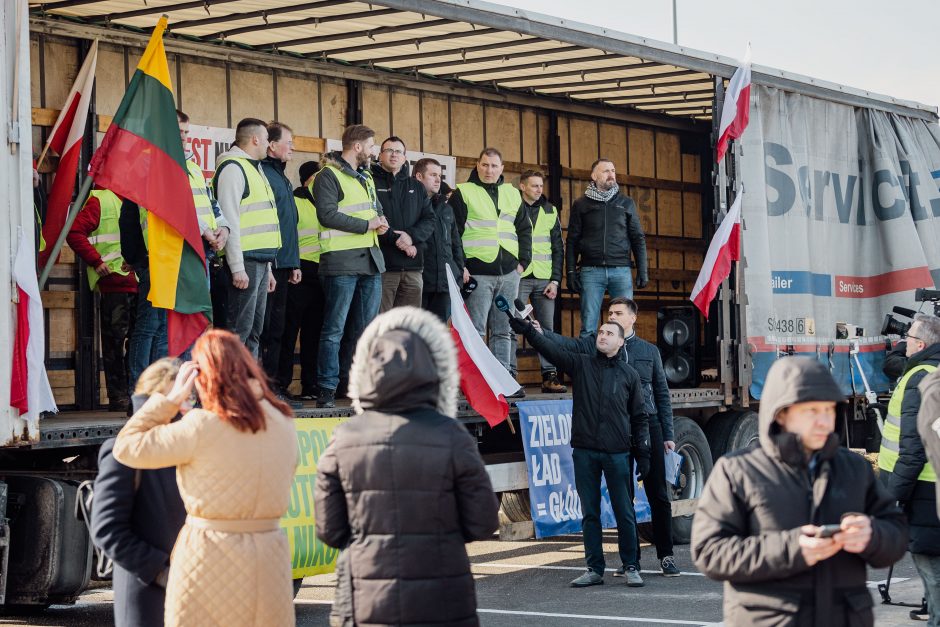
top-left (814, 524), bottom-right (842, 538)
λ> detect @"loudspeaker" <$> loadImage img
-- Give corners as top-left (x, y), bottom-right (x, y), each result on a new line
top-left (656, 306), bottom-right (700, 388)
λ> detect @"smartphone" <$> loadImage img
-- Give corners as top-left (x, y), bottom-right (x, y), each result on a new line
top-left (814, 524), bottom-right (842, 538)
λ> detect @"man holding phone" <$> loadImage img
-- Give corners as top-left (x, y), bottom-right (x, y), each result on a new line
top-left (691, 357), bottom-right (907, 626)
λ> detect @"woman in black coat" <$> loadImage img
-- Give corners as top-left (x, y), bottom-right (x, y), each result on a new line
top-left (692, 357), bottom-right (908, 627)
top-left (91, 359), bottom-right (187, 627)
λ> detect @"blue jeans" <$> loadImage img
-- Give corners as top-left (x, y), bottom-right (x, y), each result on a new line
top-left (317, 274), bottom-right (382, 391)
top-left (579, 266), bottom-right (632, 337)
top-left (913, 553), bottom-right (940, 627)
top-left (572, 448), bottom-right (638, 575)
top-left (128, 268), bottom-right (167, 391)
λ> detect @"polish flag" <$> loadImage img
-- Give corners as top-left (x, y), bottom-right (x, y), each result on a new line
top-left (690, 193), bottom-right (742, 319)
top-left (715, 45), bottom-right (751, 164)
top-left (446, 266), bottom-right (520, 427)
top-left (10, 231), bottom-right (58, 437)
top-left (39, 40), bottom-right (98, 268)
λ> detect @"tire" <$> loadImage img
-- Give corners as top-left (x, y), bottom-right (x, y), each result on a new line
top-left (0, 604), bottom-right (51, 616)
top-left (705, 410), bottom-right (759, 462)
top-left (665, 417), bottom-right (713, 545)
top-left (499, 490), bottom-right (532, 523)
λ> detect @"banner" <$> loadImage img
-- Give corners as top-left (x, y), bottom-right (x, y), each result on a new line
top-left (517, 400), bottom-right (650, 539)
top-left (739, 86), bottom-right (940, 397)
top-left (281, 417), bottom-right (345, 578)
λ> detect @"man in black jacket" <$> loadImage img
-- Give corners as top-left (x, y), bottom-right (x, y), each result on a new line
top-left (372, 137), bottom-right (436, 312)
top-left (880, 314), bottom-right (940, 625)
top-left (511, 316), bottom-right (650, 588)
top-left (566, 158), bottom-right (648, 337)
top-left (259, 122), bottom-right (302, 390)
top-left (413, 159), bottom-right (467, 321)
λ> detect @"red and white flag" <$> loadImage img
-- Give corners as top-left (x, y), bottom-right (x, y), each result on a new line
top-left (446, 266), bottom-right (520, 427)
top-left (11, 231), bottom-right (58, 436)
top-left (715, 44), bottom-right (751, 164)
top-left (690, 193), bottom-right (742, 319)
top-left (39, 39), bottom-right (98, 268)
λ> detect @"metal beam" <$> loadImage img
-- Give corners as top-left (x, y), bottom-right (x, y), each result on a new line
top-left (202, 8), bottom-right (401, 41)
top-left (533, 69), bottom-right (702, 92)
top-left (410, 41), bottom-right (577, 71)
top-left (563, 77), bottom-right (714, 98)
top-left (438, 52), bottom-right (616, 80)
top-left (372, 35), bottom-right (548, 66)
top-left (484, 61), bottom-right (668, 85)
top-left (31, 0), bottom-right (103, 11)
top-left (84, 0), bottom-right (243, 24)
top-left (315, 26), bottom-right (501, 57)
top-left (606, 88), bottom-right (714, 104)
top-left (266, 17), bottom-right (455, 50)
top-left (168, 0), bottom-right (348, 31)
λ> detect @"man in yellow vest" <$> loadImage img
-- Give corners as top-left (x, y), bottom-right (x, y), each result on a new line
top-left (513, 170), bottom-right (566, 393)
top-left (277, 160), bottom-right (324, 401)
top-left (66, 188), bottom-right (137, 413)
top-left (880, 313), bottom-right (940, 622)
top-left (214, 118), bottom-right (281, 357)
top-left (311, 125), bottom-right (389, 408)
top-left (449, 148), bottom-right (532, 392)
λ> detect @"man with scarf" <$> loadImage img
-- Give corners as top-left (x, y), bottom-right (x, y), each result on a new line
top-left (566, 158), bottom-right (648, 337)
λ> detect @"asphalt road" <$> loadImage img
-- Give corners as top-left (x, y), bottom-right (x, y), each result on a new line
top-left (0, 533), bottom-right (926, 626)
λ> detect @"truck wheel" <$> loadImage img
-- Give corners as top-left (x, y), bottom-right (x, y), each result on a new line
top-left (667, 417), bottom-right (713, 545)
top-left (499, 490), bottom-right (532, 523)
top-left (705, 410), bottom-right (759, 461)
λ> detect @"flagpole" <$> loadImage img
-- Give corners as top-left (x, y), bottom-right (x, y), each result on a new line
top-left (37, 174), bottom-right (94, 289)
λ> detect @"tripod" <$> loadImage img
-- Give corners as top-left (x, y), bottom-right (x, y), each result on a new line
top-left (877, 562), bottom-right (924, 610)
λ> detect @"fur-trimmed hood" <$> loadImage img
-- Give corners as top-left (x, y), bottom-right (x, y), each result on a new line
top-left (349, 307), bottom-right (460, 417)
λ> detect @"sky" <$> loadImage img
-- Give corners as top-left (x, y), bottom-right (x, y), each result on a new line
top-left (500, 0), bottom-right (940, 111)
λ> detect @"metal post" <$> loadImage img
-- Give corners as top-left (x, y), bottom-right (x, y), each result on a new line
top-left (672, 0), bottom-right (678, 45)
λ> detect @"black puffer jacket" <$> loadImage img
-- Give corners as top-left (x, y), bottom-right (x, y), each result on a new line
top-left (519, 324), bottom-right (649, 455)
top-left (566, 191), bottom-right (647, 277)
top-left (884, 342), bottom-right (940, 554)
top-left (371, 162), bottom-right (436, 271)
top-left (315, 308), bottom-right (498, 627)
top-left (692, 357), bottom-right (907, 627)
top-left (421, 189), bottom-right (465, 293)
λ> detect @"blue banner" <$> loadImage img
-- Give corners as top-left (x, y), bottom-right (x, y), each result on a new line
top-left (517, 400), bottom-right (650, 539)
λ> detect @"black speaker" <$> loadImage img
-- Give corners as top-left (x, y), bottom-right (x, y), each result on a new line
top-left (656, 306), bottom-right (700, 388)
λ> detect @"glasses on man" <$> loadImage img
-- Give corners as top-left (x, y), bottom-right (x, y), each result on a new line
top-left (906, 334), bottom-right (924, 342)
top-left (381, 148), bottom-right (405, 156)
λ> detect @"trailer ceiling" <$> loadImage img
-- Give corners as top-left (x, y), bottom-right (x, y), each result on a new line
top-left (28, 0), bottom-right (938, 123)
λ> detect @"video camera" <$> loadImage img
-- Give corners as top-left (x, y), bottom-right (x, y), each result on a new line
top-left (880, 288), bottom-right (940, 336)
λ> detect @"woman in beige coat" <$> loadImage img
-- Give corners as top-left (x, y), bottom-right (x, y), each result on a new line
top-left (113, 329), bottom-right (298, 627)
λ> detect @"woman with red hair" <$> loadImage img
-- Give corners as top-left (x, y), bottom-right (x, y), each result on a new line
top-left (113, 329), bottom-right (298, 627)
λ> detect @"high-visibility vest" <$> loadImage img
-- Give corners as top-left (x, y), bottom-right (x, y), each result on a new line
top-left (85, 189), bottom-right (129, 292)
top-left (35, 203), bottom-right (45, 252)
top-left (879, 363), bottom-right (938, 482)
top-left (186, 157), bottom-right (217, 232)
top-left (214, 156), bottom-right (281, 252)
top-left (521, 202), bottom-right (558, 279)
top-left (456, 182), bottom-right (521, 263)
top-left (314, 164), bottom-right (378, 255)
top-left (296, 195), bottom-right (321, 263)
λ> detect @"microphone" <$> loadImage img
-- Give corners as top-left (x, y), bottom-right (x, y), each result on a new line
top-left (494, 295), bottom-right (519, 319)
top-left (513, 298), bottom-right (536, 322)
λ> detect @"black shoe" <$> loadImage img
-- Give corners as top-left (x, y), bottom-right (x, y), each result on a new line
top-left (296, 388), bottom-right (318, 401)
top-left (660, 556), bottom-right (680, 577)
top-left (507, 388), bottom-right (526, 399)
top-left (277, 393), bottom-right (303, 410)
top-left (317, 388), bottom-right (336, 409)
top-left (911, 598), bottom-right (929, 621)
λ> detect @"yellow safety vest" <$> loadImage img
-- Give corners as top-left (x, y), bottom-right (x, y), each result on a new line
top-left (35, 204), bottom-right (45, 252)
top-left (296, 194), bottom-right (321, 263)
top-left (879, 363), bottom-right (938, 482)
top-left (214, 156), bottom-right (281, 252)
top-left (457, 182), bottom-right (521, 263)
top-left (314, 164), bottom-right (378, 255)
top-left (521, 203), bottom-right (558, 279)
top-left (85, 190), bottom-right (129, 292)
top-left (186, 157), bottom-right (217, 232)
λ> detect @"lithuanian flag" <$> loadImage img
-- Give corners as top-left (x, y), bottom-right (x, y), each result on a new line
top-left (89, 16), bottom-right (210, 355)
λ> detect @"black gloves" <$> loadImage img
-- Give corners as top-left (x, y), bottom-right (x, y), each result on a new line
top-left (633, 451), bottom-right (651, 481)
top-left (636, 274), bottom-right (649, 290)
top-left (567, 271), bottom-right (582, 293)
top-left (508, 316), bottom-right (530, 334)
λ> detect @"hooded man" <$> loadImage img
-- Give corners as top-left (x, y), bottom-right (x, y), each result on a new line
top-left (692, 357), bottom-right (907, 627)
top-left (315, 307), bottom-right (498, 626)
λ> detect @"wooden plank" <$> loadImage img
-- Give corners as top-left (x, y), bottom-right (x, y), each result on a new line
top-left (48, 309), bottom-right (76, 354)
top-left (561, 166), bottom-right (705, 193)
top-left (631, 187), bottom-right (656, 235)
top-left (628, 127), bottom-right (655, 178)
top-left (229, 68), bottom-right (274, 127)
top-left (599, 122), bottom-right (628, 173)
top-left (682, 153), bottom-right (701, 184)
top-left (557, 115), bottom-right (570, 168)
top-left (456, 156), bottom-right (546, 176)
top-left (485, 105), bottom-right (521, 163)
top-left (646, 235), bottom-right (706, 253)
top-left (390, 90), bottom-right (421, 153)
top-left (47, 370), bottom-right (75, 388)
top-left (44, 40), bottom-right (79, 112)
top-left (30, 38), bottom-right (41, 108)
top-left (293, 136), bottom-right (326, 153)
top-left (569, 118), bottom-right (599, 171)
top-left (655, 132), bottom-right (682, 181)
top-left (52, 388), bottom-right (75, 406)
top-left (650, 268), bottom-right (699, 281)
top-left (421, 94), bottom-right (449, 154)
top-left (636, 310), bottom-right (658, 341)
top-left (683, 192), bottom-right (703, 239)
top-left (450, 100), bottom-right (484, 158)
top-left (521, 109), bottom-right (538, 166)
top-left (658, 251), bottom-right (685, 293)
top-left (361, 85), bottom-right (390, 141)
top-left (319, 80), bottom-right (347, 141)
top-left (179, 60), bottom-right (228, 127)
top-left (40, 291), bottom-right (75, 309)
top-left (538, 113), bottom-right (550, 166)
top-left (657, 190), bottom-right (683, 237)
top-left (277, 74), bottom-right (319, 137)
top-left (94, 47), bottom-right (126, 118)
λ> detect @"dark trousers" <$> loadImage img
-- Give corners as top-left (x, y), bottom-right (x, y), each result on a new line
top-left (99, 292), bottom-right (136, 408)
top-left (422, 290), bottom-right (450, 322)
top-left (128, 269), bottom-right (167, 391)
top-left (572, 448), bottom-right (639, 575)
top-left (210, 259), bottom-right (228, 331)
top-left (261, 267), bottom-right (292, 381)
top-left (225, 259), bottom-right (269, 358)
top-left (278, 260), bottom-right (324, 393)
top-left (639, 421), bottom-right (674, 560)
